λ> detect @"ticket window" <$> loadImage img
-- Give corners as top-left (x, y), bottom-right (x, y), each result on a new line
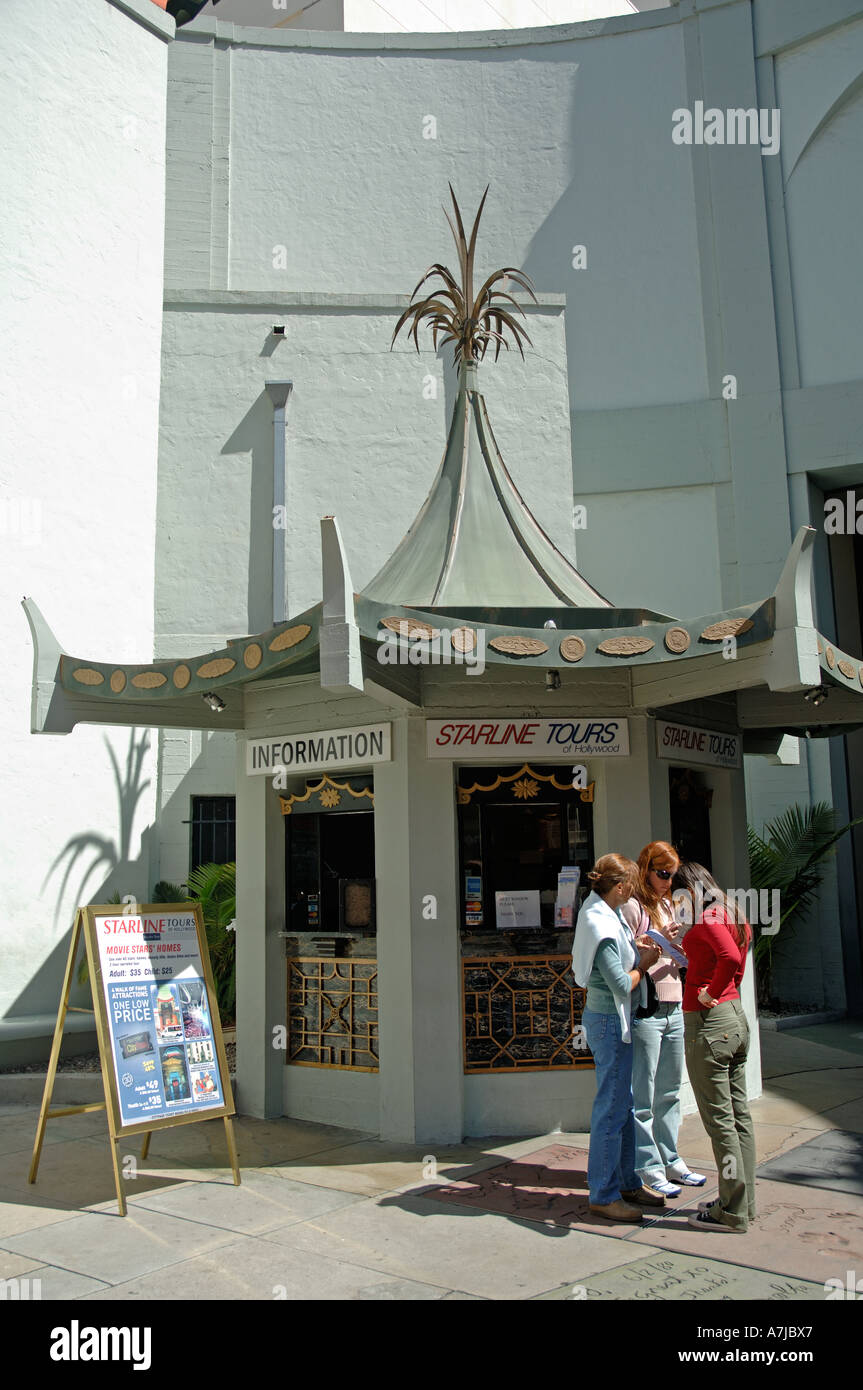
top-left (457, 765), bottom-right (594, 938)
top-left (284, 777), bottom-right (376, 936)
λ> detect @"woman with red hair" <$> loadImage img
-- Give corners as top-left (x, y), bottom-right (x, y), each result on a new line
top-left (620, 840), bottom-right (705, 1196)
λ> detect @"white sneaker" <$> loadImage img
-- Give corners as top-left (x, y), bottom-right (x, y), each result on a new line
top-left (649, 1179), bottom-right (681, 1197)
top-left (668, 1166), bottom-right (707, 1187)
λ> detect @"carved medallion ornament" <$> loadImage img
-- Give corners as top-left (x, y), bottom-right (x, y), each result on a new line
top-left (196, 657), bottom-right (235, 680)
top-left (597, 636), bottom-right (655, 657)
top-left (489, 636), bottom-right (549, 658)
top-left (243, 643), bottom-right (263, 670)
top-left (72, 667), bottom-right (104, 686)
top-left (700, 618), bottom-right (754, 642)
top-left (838, 659), bottom-right (855, 680)
top-left (131, 671), bottom-right (167, 689)
top-left (451, 626), bottom-right (477, 653)
top-left (559, 636), bottom-right (586, 663)
top-left (109, 670), bottom-right (126, 693)
top-left (664, 627), bottom-right (691, 654)
top-left (825, 647), bottom-right (836, 670)
top-left (269, 623), bottom-right (311, 653)
top-left (173, 664), bottom-right (191, 690)
top-left (380, 616), bottom-right (440, 640)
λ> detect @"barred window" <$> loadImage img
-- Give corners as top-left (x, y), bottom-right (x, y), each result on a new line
top-left (190, 796), bottom-right (236, 873)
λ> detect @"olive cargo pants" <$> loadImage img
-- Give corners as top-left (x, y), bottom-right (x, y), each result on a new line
top-left (684, 999), bottom-right (756, 1230)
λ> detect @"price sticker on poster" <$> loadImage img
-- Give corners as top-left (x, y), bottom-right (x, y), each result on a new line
top-left (89, 904), bottom-right (232, 1129)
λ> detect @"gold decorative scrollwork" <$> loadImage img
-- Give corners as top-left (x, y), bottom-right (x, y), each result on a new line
top-left (512, 776), bottom-right (539, 800)
top-left (287, 958), bottom-right (378, 1071)
top-left (279, 775), bottom-right (373, 816)
top-left (463, 955), bottom-right (592, 1073)
top-left (457, 763), bottom-right (574, 804)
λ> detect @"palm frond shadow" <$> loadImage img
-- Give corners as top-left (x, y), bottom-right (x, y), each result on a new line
top-left (42, 730), bottom-right (152, 930)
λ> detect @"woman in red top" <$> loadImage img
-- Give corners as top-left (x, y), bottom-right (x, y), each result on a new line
top-left (673, 862), bottom-right (755, 1233)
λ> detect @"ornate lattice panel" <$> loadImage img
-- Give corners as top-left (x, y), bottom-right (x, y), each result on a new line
top-left (463, 955), bottom-right (592, 1073)
top-left (287, 958), bottom-right (378, 1071)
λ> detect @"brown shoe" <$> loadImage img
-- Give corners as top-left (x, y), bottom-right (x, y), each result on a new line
top-left (621, 1185), bottom-right (665, 1207)
top-left (588, 1200), bottom-right (643, 1223)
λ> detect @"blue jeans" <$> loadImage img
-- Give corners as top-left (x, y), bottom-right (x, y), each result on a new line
top-left (631, 1001), bottom-right (685, 1184)
top-left (582, 1006), bottom-right (640, 1206)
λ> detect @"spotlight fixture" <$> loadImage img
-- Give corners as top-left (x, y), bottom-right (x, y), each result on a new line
top-left (543, 619), bottom-right (558, 629)
top-left (202, 691), bottom-right (226, 713)
top-left (804, 684), bottom-right (829, 707)
top-left (546, 670), bottom-right (561, 691)
top-left (272, 325), bottom-right (286, 336)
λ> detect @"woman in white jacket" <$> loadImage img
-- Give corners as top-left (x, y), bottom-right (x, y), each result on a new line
top-left (572, 853), bottom-right (663, 1223)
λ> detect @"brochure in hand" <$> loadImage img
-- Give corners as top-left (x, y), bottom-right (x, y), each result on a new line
top-left (646, 926), bottom-right (688, 969)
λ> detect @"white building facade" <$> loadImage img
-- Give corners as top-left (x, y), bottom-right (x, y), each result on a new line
top-left (4, 0), bottom-right (863, 1131)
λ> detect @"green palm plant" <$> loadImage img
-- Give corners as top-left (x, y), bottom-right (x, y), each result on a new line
top-left (186, 861), bottom-right (236, 1024)
top-left (75, 872), bottom-right (236, 1024)
top-left (748, 801), bottom-right (862, 1003)
top-left (391, 185), bottom-right (537, 365)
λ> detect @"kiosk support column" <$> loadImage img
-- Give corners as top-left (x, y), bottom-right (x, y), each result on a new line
top-left (235, 735), bottom-right (286, 1118)
top-left (374, 716), bottom-right (463, 1144)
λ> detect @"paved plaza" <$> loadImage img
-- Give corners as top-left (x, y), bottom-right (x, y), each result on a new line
top-left (1, 1021), bottom-right (861, 1301)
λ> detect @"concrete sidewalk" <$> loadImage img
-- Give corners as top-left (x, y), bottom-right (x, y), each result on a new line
top-left (1, 1021), bottom-right (861, 1301)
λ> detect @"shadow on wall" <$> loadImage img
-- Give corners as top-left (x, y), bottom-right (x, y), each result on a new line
top-left (221, 387), bottom-right (276, 635)
top-left (6, 729), bottom-right (156, 1021)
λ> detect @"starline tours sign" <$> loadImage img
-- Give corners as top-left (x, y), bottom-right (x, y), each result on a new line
top-left (426, 718), bottom-right (630, 759)
top-left (246, 722), bottom-right (392, 776)
top-left (655, 719), bottom-right (742, 769)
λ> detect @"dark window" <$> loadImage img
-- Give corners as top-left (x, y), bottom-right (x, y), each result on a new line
top-left (190, 796), bottom-right (236, 872)
top-left (456, 765), bottom-right (594, 937)
top-left (286, 809), bottom-right (375, 934)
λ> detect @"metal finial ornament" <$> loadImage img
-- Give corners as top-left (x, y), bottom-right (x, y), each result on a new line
top-left (391, 186), bottom-right (538, 365)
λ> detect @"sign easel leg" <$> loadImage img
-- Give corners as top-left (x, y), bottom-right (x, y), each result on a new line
top-left (224, 1116), bottom-right (241, 1186)
top-left (141, 1132), bottom-right (151, 1161)
top-left (29, 912), bottom-right (82, 1185)
top-left (108, 1134), bottom-right (127, 1217)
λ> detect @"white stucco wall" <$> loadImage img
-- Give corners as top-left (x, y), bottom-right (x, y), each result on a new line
top-left (777, 14), bottom-right (863, 389)
top-left (0, 0), bottom-right (172, 1032)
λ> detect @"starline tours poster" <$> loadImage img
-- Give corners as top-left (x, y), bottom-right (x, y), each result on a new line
top-left (94, 909), bottom-right (225, 1127)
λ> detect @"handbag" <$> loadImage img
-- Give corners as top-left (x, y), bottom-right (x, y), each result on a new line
top-left (635, 969), bottom-right (659, 1019)
top-left (631, 904), bottom-right (659, 1019)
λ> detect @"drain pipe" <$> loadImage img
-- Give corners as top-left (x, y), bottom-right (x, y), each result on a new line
top-left (265, 380), bottom-right (293, 625)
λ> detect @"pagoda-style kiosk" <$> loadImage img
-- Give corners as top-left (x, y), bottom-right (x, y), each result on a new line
top-left (24, 193), bottom-right (863, 1142)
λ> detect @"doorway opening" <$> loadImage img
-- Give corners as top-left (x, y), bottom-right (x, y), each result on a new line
top-left (668, 766), bottom-right (712, 868)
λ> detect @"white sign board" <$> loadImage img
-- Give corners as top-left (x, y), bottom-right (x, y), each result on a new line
top-left (427, 718), bottom-right (629, 760)
top-left (495, 890), bottom-right (542, 931)
top-left (247, 723), bottom-right (391, 776)
top-left (656, 719), bottom-right (741, 769)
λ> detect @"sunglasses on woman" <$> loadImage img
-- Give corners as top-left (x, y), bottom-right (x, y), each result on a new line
top-left (651, 867), bottom-right (673, 880)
